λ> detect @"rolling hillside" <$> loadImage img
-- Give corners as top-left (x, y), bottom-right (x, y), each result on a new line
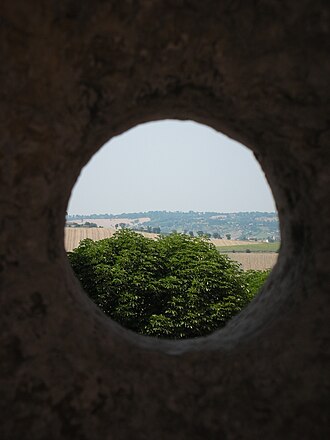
top-left (67, 210), bottom-right (280, 241)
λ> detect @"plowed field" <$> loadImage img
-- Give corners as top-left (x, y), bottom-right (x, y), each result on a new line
top-left (228, 253), bottom-right (278, 270)
top-left (65, 229), bottom-right (276, 270)
top-left (65, 228), bottom-right (158, 252)
top-left (65, 228), bottom-right (252, 252)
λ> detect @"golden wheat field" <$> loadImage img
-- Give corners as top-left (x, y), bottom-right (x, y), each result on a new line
top-left (227, 253), bottom-right (278, 270)
top-left (65, 227), bottom-right (159, 252)
top-left (64, 228), bottom-right (277, 270)
top-left (65, 228), bottom-right (252, 252)
top-left (65, 228), bottom-right (115, 251)
top-left (211, 238), bottom-right (253, 246)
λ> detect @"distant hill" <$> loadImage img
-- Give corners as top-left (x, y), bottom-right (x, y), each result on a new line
top-left (67, 211), bottom-right (280, 241)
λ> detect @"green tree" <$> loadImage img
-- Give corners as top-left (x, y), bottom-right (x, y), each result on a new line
top-left (68, 230), bottom-right (257, 339)
top-left (243, 269), bottom-right (270, 301)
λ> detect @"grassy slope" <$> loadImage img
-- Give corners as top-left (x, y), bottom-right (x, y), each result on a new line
top-left (217, 242), bottom-right (280, 253)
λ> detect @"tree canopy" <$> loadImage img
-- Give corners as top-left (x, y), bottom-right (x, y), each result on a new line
top-left (68, 230), bottom-right (267, 339)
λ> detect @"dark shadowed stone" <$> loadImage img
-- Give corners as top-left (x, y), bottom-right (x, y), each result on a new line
top-left (0, 1), bottom-right (329, 439)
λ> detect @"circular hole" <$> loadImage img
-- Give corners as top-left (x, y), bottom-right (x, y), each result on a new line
top-left (65, 120), bottom-right (279, 339)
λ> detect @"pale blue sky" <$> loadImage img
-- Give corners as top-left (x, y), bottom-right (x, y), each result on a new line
top-left (68, 120), bottom-right (276, 214)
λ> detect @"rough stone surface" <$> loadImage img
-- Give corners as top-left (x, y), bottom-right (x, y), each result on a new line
top-left (1, 1), bottom-right (329, 439)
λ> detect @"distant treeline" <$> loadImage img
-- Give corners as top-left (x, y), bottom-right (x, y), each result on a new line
top-left (67, 211), bottom-right (280, 241)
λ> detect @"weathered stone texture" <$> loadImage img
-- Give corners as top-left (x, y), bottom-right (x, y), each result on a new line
top-left (0, 1), bottom-right (329, 439)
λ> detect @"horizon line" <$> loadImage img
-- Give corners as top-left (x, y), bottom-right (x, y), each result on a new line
top-left (67, 209), bottom-right (278, 216)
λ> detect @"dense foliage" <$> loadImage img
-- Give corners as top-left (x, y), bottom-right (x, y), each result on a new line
top-left (68, 230), bottom-right (268, 339)
top-left (243, 269), bottom-right (271, 301)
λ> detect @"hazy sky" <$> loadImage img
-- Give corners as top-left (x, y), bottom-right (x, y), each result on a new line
top-left (68, 120), bottom-right (276, 214)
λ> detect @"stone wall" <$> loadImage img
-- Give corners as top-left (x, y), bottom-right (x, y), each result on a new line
top-left (1, 1), bottom-right (329, 438)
